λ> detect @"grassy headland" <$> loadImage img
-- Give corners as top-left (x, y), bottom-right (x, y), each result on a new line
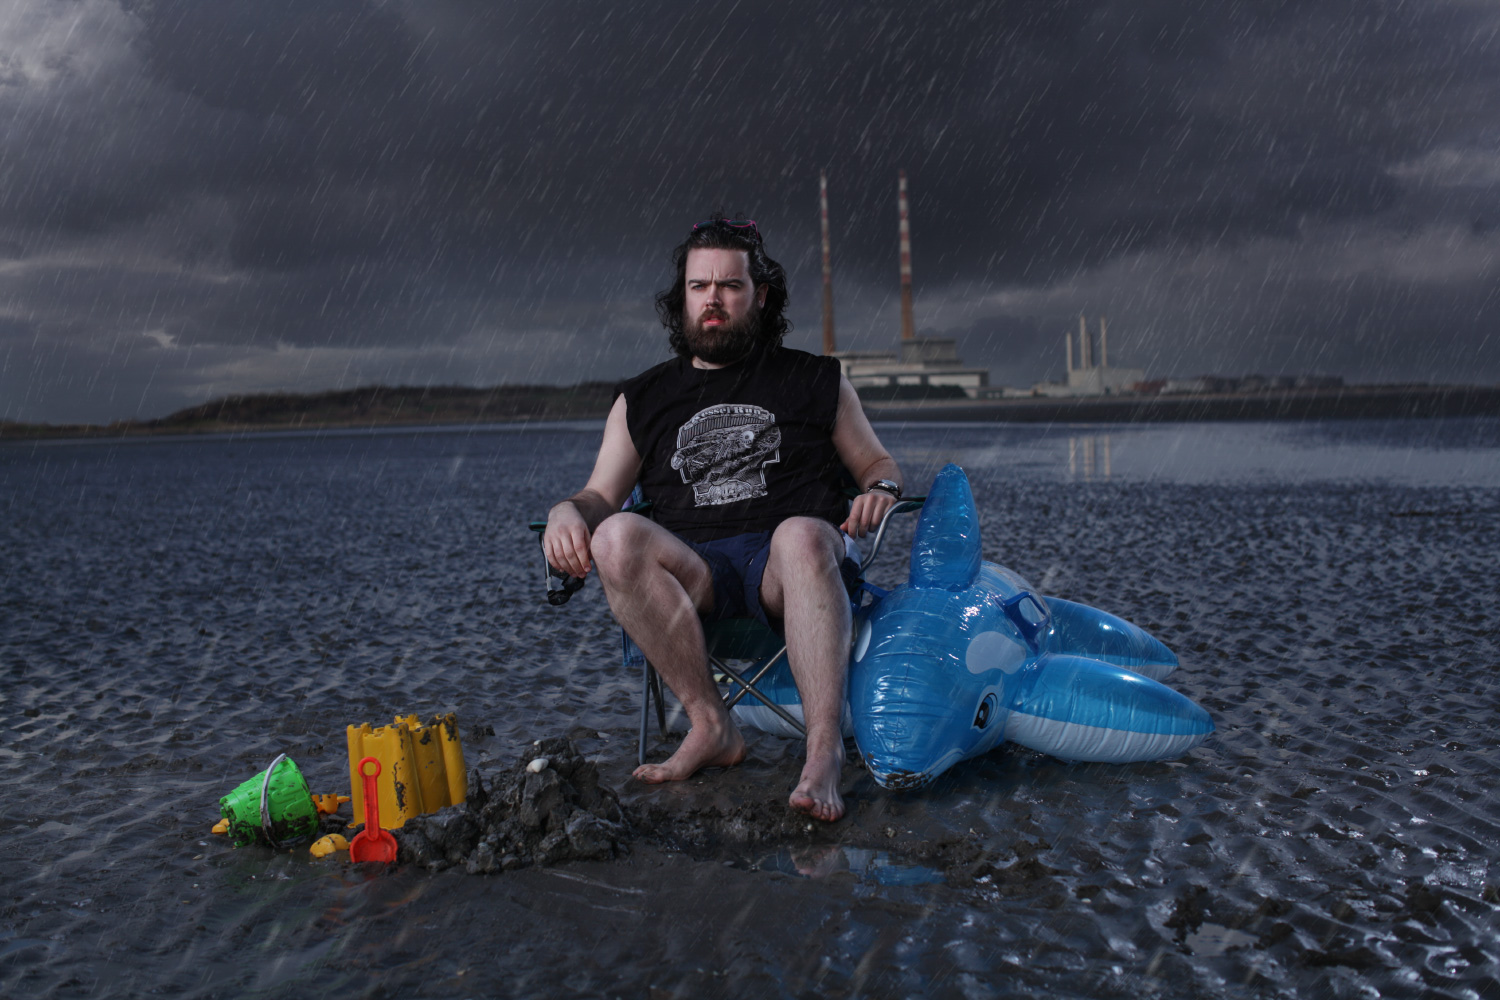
top-left (0, 383), bottom-right (618, 439)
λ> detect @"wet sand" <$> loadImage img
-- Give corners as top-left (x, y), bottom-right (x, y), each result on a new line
top-left (3, 420), bottom-right (1498, 998)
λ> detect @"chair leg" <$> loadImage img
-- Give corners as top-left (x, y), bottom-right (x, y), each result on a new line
top-left (649, 668), bottom-right (667, 736)
top-left (712, 654), bottom-right (807, 737)
top-left (721, 646), bottom-right (787, 710)
top-left (638, 658), bottom-right (653, 767)
top-left (642, 648), bottom-right (806, 763)
top-left (638, 661), bottom-right (671, 767)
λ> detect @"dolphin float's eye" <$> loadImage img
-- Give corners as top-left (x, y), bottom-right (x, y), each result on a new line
top-left (974, 693), bottom-right (997, 729)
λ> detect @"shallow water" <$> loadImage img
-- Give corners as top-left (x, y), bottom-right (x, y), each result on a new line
top-left (3, 418), bottom-right (1498, 998)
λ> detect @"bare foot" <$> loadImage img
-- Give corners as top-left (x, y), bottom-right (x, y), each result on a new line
top-left (789, 742), bottom-right (845, 822)
top-left (633, 718), bottom-right (746, 783)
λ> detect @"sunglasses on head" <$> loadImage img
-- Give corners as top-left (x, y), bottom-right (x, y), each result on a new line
top-left (693, 218), bottom-right (759, 234)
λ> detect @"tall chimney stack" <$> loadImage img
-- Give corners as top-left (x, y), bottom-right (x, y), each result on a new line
top-left (1099, 316), bottom-right (1108, 368)
top-left (898, 170), bottom-right (915, 341)
top-left (820, 172), bottom-right (836, 355)
top-left (1065, 328), bottom-right (1074, 373)
top-left (1079, 314), bottom-right (1091, 369)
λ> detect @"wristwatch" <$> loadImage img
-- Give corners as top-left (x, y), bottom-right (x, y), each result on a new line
top-left (865, 479), bottom-right (902, 500)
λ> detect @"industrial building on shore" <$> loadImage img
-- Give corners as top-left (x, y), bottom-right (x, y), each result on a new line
top-left (814, 171), bottom-right (1338, 401)
top-left (1029, 315), bottom-right (1146, 397)
top-left (816, 171), bottom-right (1143, 400)
top-left (819, 171), bottom-right (991, 399)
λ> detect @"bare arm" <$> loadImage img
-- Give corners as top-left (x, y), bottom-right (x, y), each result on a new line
top-left (542, 394), bottom-right (641, 577)
top-left (829, 376), bottom-right (903, 537)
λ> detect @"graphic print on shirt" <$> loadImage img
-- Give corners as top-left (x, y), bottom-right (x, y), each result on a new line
top-left (670, 404), bottom-right (782, 506)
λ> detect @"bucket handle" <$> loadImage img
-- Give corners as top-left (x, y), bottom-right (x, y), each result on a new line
top-left (259, 753), bottom-right (291, 848)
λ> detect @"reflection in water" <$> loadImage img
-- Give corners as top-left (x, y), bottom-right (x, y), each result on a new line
top-left (883, 417), bottom-right (1500, 488)
top-left (1067, 434), bottom-right (1112, 480)
top-left (751, 846), bottom-right (945, 886)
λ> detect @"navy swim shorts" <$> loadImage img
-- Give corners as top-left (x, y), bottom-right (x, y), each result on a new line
top-left (683, 527), bottom-right (861, 631)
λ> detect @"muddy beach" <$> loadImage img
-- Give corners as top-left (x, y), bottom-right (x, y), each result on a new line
top-left (3, 419), bottom-right (1499, 998)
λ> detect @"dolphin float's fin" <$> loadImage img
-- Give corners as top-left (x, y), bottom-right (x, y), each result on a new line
top-left (1005, 654), bottom-right (1213, 763)
top-left (1042, 597), bottom-right (1179, 680)
top-left (910, 464), bottom-right (981, 591)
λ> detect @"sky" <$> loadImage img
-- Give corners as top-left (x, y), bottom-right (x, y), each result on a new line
top-left (1, 0), bottom-right (1497, 424)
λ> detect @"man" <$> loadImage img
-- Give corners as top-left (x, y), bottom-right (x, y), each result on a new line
top-left (543, 216), bottom-right (903, 822)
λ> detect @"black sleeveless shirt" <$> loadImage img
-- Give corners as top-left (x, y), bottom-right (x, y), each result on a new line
top-left (615, 347), bottom-right (848, 542)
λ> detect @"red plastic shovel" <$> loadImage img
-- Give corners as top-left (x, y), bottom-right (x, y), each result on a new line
top-left (348, 756), bottom-right (398, 863)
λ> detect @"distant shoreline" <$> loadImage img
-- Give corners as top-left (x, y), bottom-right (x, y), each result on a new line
top-left (4, 382), bottom-right (1498, 441)
top-left (863, 383), bottom-right (1500, 424)
top-left (0, 383), bottom-right (616, 441)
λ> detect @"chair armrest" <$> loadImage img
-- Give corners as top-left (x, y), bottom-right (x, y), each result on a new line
top-left (532, 529), bottom-right (586, 606)
top-left (862, 495), bottom-right (925, 572)
top-left (529, 500), bottom-right (654, 605)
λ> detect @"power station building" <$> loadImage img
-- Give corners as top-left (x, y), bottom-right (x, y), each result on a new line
top-left (820, 171), bottom-right (991, 398)
top-left (1031, 315), bottom-right (1147, 397)
top-left (816, 173), bottom-right (1153, 400)
top-left (835, 336), bottom-right (990, 398)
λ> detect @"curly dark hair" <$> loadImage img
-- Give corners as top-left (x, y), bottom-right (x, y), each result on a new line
top-left (654, 215), bottom-right (792, 358)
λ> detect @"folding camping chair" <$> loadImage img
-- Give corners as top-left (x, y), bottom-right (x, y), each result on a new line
top-left (530, 492), bottom-right (924, 765)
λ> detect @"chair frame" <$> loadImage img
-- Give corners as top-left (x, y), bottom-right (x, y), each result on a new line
top-left (531, 498), bottom-right (924, 765)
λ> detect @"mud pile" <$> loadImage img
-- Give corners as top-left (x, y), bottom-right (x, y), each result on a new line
top-left (390, 737), bottom-right (628, 873)
top-left (387, 734), bottom-right (1027, 884)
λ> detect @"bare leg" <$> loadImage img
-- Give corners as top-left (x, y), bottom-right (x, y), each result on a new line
top-left (590, 513), bottom-right (745, 782)
top-left (759, 518), bottom-right (851, 822)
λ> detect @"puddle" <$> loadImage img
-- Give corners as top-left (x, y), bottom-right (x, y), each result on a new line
top-left (745, 846), bottom-right (945, 886)
top-left (1184, 923), bottom-right (1259, 957)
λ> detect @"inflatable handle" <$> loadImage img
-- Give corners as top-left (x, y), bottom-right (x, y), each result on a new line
top-left (1003, 592), bottom-right (1050, 650)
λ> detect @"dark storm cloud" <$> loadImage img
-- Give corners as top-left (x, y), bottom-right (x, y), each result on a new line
top-left (1, 0), bottom-right (1496, 422)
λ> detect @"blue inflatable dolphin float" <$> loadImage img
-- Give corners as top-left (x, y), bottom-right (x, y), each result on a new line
top-left (733, 464), bottom-right (1213, 789)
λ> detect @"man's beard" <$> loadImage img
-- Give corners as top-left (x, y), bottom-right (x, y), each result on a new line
top-left (684, 305), bottom-right (764, 365)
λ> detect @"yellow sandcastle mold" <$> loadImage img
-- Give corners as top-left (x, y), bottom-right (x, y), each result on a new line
top-left (346, 713), bottom-right (466, 830)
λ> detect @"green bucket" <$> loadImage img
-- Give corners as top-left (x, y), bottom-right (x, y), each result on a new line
top-left (219, 754), bottom-right (319, 848)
